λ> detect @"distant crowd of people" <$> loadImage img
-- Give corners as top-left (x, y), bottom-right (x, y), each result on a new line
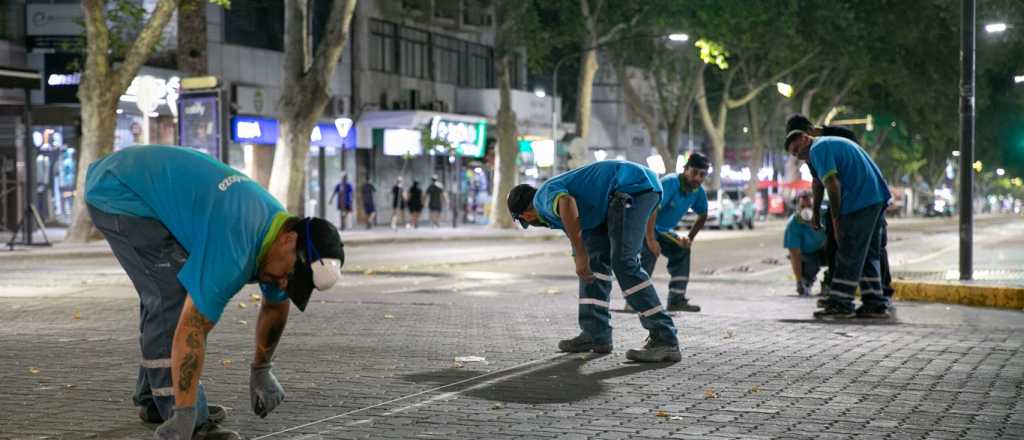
top-left (329, 174), bottom-right (449, 230)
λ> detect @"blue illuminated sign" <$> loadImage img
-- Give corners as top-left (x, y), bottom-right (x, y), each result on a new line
top-left (231, 116), bottom-right (279, 144)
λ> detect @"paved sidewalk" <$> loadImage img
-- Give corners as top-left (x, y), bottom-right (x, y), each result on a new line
top-left (2, 267), bottom-right (1022, 439)
top-left (0, 224), bottom-right (564, 261)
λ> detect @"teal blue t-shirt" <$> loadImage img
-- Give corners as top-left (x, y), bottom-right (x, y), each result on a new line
top-left (653, 174), bottom-right (708, 234)
top-left (533, 160), bottom-right (662, 231)
top-left (783, 214), bottom-right (826, 254)
top-left (808, 136), bottom-right (891, 215)
top-left (85, 145), bottom-right (290, 323)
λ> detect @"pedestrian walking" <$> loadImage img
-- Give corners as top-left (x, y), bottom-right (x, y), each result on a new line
top-left (329, 175), bottom-right (354, 230)
top-left (784, 191), bottom-right (827, 296)
top-left (407, 180), bottom-right (424, 228)
top-left (785, 129), bottom-right (895, 320)
top-left (426, 175), bottom-right (447, 228)
top-left (361, 179), bottom-right (377, 229)
top-left (84, 145), bottom-right (344, 440)
top-left (786, 114), bottom-right (895, 302)
top-left (506, 160), bottom-right (681, 363)
top-left (638, 153), bottom-right (710, 313)
top-left (391, 177), bottom-right (406, 230)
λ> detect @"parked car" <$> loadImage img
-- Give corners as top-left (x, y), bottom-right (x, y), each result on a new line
top-left (681, 189), bottom-right (741, 230)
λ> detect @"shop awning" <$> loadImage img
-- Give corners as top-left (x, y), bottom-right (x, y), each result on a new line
top-left (355, 110), bottom-right (489, 150)
top-left (358, 110), bottom-right (489, 128)
top-left (0, 66), bottom-right (41, 89)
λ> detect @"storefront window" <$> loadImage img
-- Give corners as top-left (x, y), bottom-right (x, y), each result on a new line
top-left (30, 126), bottom-right (78, 225)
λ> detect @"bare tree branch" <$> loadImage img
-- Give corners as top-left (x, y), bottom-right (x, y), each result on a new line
top-left (726, 50), bottom-right (819, 109)
top-left (309, 0), bottom-right (358, 95)
top-left (113, 0), bottom-right (178, 93)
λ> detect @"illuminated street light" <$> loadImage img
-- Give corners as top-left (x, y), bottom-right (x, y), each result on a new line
top-left (776, 82), bottom-right (794, 98)
top-left (1015, 75), bottom-right (1024, 84)
top-left (984, 23), bottom-right (1008, 33)
top-left (973, 160), bottom-right (983, 172)
top-left (996, 168), bottom-right (1005, 176)
top-left (952, 150), bottom-right (961, 157)
top-left (668, 33), bottom-right (689, 42)
top-left (534, 88), bottom-right (546, 98)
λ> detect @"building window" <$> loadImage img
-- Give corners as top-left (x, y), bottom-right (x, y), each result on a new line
top-left (434, 0), bottom-right (459, 20)
top-left (432, 34), bottom-right (462, 85)
top-left (369, 19), bottom-right (398, 73)
top-left (462, 0), bottom-right (493, 27)
top-left (399, 26), bottom-right (430, 79)
top-left (464, 43), bottom-right (494, 88)
top-left (0, 1), bottom-right (23, 42)
top-left (224, 0), bottom-right (284, 51)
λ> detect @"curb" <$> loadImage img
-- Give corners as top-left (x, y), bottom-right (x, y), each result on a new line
top-left (892, 280), bottom-right (1024, 310)
top-left (0, 232), bottom-right (562, 261)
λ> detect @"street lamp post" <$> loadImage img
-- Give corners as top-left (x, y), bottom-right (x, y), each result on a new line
top-left (959, 0), bottom-right (975, 280)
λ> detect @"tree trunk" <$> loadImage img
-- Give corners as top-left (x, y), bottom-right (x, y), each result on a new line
top-left (269, 118), bottom-right (319, 213)
top-left (177, 0), bottom-right (208, 76)
top-left (488, 54), bottom-right (518, 229)
top-left (615, 61), bottom-right (668, 171)
top-left (65, 93), bottom-right (118, 242)
top-left (65, 0), bottom-right (178, 243)
top-left (268, 0), bottom-right (357, 213)
top-left (746, 97), bottom-right (764, 198)
top-left (694, 72), bottom-right (727, 191)
top-left (574, 48), bottom-right (598, 145)
top-left (664, 125), bottom-right (680, 174)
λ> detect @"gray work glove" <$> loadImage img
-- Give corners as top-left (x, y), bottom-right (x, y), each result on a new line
top-left (250, 363), bottom-right (285, 418)
top-left (153, 406), bottom-right (195, 440)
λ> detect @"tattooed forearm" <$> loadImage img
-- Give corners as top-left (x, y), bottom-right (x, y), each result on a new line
top-left (254, 300), bottom-right (290, 366)
top-left (172, 295), bottom-right (213, 408)
top-left (179, 351), bottom-right (199, 391)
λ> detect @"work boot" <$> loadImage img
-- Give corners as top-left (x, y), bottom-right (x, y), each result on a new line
top-left (813, 305), bottom-right (855, 320)
top-left (625, 338), bottom-right (681, 363)
top-left (557, 334), bottom-right (612, 354)
top-left (855, 304), bottom-right (896, 320)
top-left (667, 297), bottom-right (700, 312)
top-left (194, 423), bottom-right (243, 440)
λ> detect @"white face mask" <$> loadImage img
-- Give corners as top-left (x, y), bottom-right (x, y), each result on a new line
top-left (800, 208), bottom-right (814, 222)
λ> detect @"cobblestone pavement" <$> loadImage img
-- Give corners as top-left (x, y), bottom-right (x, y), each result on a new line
top-left (2, 217), bottom-right (1022, 439)
top-left (2, 267), bottom-right (1023, 440)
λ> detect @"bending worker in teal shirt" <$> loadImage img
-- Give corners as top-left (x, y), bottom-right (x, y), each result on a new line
top-left (506, 160), bottom-right (681, 363)
top-left (785, 132), bottom-right (893, 320)
top-left (85, 146), bottom-right (345, 440)
top-left (639, 153), bottom-right (709, 312)
top-left (784, 191), bottom-right (826, 297)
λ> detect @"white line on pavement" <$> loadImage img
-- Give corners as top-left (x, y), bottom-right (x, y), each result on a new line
top-left (252, 353), bottom-right (569, 440)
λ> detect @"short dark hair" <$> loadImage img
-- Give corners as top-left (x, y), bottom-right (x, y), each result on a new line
top-left (785, 114), bottom-right (814, 133)
top-left (506, 184), bottom-right (536, 216)
top-left (684, 152), bottom-right (710, 170)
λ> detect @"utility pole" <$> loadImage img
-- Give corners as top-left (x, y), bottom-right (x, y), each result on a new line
top-left (959, 0), bottom-right (975, 280)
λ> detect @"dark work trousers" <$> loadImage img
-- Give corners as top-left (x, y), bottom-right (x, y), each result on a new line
top-left (824, 206), bottom-right (894, 300)
top-left (639, 234), bottom-right (693, 306)
top-left (824, 203), bottom-right (890, 312)
top-left (576, 191), bottom-right (679, 346)
top-left (88, 205), bottom-right (210, 427)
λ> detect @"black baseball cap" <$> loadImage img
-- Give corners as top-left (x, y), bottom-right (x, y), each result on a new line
top-left (784, 114), bottom-right (813, 150)
top-left (684, 152), bottom-right (710, 170)
top-left (506, 183), bottom-right (537, 229)
top-left (287, 217), bottom-right (344, 311)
